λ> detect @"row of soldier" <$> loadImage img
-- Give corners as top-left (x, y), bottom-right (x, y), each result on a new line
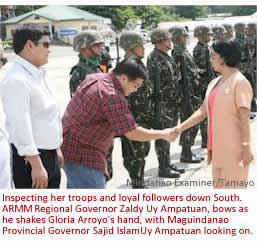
top-left (69, 21), bottom-right (256, 188)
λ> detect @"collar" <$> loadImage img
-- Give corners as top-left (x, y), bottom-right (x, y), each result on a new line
top-left (174, 44), bottom-right (187, 49)
top-left (15, 55), bottom-right (43, 81)
top-left (197, 41), bottom-right (208, 46)
top-left (236, 32), bottom-right (246, 39)
top-left (79, 54), bottom-right (99, 67)
top-left (109, 71), bottom-right (123, 94)
top-left (247, 33), bottom-right (256, 38)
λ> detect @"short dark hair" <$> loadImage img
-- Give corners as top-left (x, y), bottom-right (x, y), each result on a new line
top-left (211, 38), bottom-right (241, 67)
top-left (113, 57), bottom-right (147, 81)
top-left (13, 25), bottom-right (50, 54)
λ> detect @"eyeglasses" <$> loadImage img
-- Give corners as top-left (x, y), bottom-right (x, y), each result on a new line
top-left (33, 41), bottom-right (50, 48)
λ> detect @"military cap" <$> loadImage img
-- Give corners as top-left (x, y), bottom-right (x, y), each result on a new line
top-left (169, 25), bottom-right (188, 38)
top-left (73, 31), bottom-right (104, 52)
top-left (212, 25), bottom-right (225, 34)
top-left (222, 23), bottom-right (234, 32)
top-left (247, 22), bottom-right (257, 31)
top-left (234, 22), bottom-right (246, 31)
top-left (119, 31), bottom-right (145, 50)
top-left (150, 28), bottom-right (171, 43)
top-left (194, 25), bottom-right (212, 37)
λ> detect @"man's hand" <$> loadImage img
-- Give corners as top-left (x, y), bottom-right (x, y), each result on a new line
top-left (162, 128), bottom-right (180, 142)
top-left (25, 155), bottom-right (48, 189)
top-left (57, 148), bottom-right (64, 168)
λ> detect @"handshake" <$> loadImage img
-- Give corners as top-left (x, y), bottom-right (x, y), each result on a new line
top-left (161, 126), bottom-right (182, 142)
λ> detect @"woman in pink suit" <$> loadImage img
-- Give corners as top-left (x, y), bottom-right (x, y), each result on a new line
top-left (175, 38), bottom-right (254, 189)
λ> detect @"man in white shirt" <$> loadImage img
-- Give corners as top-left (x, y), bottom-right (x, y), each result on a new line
top-left (0, 26), bottom-right (63, 189)
top-left (0, 128), bottom-right (12, 188)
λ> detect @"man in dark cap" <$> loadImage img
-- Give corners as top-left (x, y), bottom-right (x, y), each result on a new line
top-left (147, 28), bottom-right (185, 178)
top-left (193, 25), bottom-right (216, 149)
top-left (69, 30), bottom-right (104, 97)
top-left (169, 25), bottom-right (203, 164)
top-left (119, 31), bottom-right (152, 188)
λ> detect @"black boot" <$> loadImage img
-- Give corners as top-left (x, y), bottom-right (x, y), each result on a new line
top-left (158, 158), bottom-right (180, 178)
top-left (180, 146), bottom-right (202, 164)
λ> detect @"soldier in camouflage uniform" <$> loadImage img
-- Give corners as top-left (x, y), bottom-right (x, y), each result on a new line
top-left (222, 23), bottom-right (234, 39)
top-left (69, 31), bottom-right (104, 97)
top-left (147, 28), bottom-right (185, 178)
top-left (69, 31), bottom-right (114, 181)
top-left (169, 25), bottom-right (202, 163)
top-left (247, 22), bottom-right (257, 116)
top-left (193, 25), bottom-right (216, 148)
top-left (234, 22), bottom-right (256, 115)
top-left (212, 25), bottom-right (225, 41)
top-left (119, 31), bottom-right (152, 188)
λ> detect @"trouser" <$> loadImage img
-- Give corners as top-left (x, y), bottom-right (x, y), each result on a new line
top-left (179, 103), bottom-right (199, 147)
top-left (154, 104), bottom-right (179, 168)
top-left (122, 136), bottom-right (150, 186)
top-left (64, 162), bottom-right (105, 189)
top-left (11, 144), bottom-right (61, 189)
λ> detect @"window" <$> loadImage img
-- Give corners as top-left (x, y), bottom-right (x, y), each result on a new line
top-left (90, 26), bottom-right (97, 30)
top-left (82, 26), bottom-right (89, 30)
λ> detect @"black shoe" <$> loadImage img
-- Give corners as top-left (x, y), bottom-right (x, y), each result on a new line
top-left (192, 153), bottom-right (205, 161)
top-left (180, 155), bottom-right (202, 164)
top-left (158, 167), bottom-right (180, 178)
top-left (168, 164), bottom-right (185, 174)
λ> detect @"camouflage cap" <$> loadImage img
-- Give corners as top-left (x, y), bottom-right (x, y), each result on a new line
top-left (73, 31), bottom-right (104, 52)
top-left (222, 23), bottom-right (234, 32)
top-left (150, 28), bottom-right (171, 43)
top-left (119, 31), bottom-right (145, 50)
top-left (212, 25), bottom-right (225, 34)
top-left (247, 22), bottom-right (257, 31)
top-left (234, 22), bottom-right (246, 31)
top-left (194, 25), bottom-right (212, 37)
top-left (169, 25), bottom-right (188, 39)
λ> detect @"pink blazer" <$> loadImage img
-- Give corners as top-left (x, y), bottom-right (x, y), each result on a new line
top-left (204, 71), bottom-right (253, 168)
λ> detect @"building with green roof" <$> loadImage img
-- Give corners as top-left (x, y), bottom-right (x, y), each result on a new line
top-left (0, 5), bottom-right (111, 41)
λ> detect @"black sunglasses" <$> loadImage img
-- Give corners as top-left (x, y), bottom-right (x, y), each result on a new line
top-left (33, 41), bottom-right (50, 48)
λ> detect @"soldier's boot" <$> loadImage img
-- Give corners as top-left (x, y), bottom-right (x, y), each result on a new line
top-left (158, 157), bottom-right (180, 178)
top-left (124, 158), bottom-right (147, 189)
top-left (180, 146), bottom-right (202, 164)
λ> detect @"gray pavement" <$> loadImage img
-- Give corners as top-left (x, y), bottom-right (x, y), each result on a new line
top-left (0, 42), bottom-right (256, 189)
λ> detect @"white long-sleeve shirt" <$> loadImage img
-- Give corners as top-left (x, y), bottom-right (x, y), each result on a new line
top-left (0, 56), bottom-right (63, 156)
top-left (0, 129), bottom-right (12, 189)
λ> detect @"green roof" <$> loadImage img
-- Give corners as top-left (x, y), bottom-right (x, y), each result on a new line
top-left (0, 5), bottom-right (109, 25)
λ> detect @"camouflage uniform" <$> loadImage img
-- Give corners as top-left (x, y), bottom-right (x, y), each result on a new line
top-left (169, 25), bottom-right (201, 163)
top-left (193, 25), bottom-right (216, 147)
top-left (119, 31), bottom-right (152, 188)
top-left (147, 28), bottom-right (182, 176)
top-left (69, 54), bottom-right (102, 96)
top-left (234, 22), bottom-right (256, 112)
top-left (69, 31), bottom-right (104, 96)
top-left (69, 31), bottom-right (113, 180)
top-left (247, 23), bottom-right (257, 108)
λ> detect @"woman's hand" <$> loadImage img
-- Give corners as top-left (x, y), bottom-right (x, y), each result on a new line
top-left (241, 146), bottom-right (254, 167)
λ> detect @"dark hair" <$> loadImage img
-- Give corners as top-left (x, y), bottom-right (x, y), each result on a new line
top-left (13, 25), bottom-right (50, 54)
top-left (113, 57), bottom-right (147, 81)
top-left (211, 38), bottom-right (241, 67)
